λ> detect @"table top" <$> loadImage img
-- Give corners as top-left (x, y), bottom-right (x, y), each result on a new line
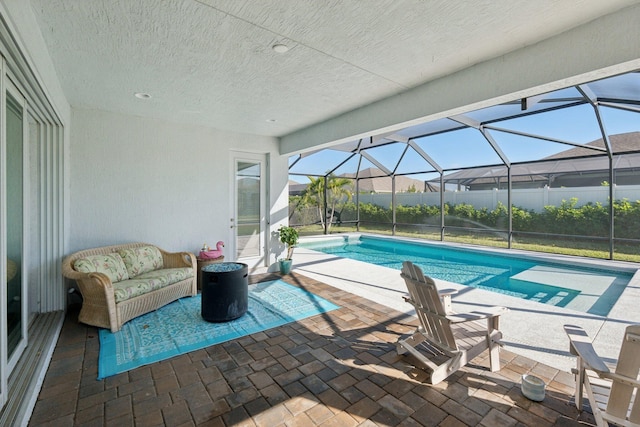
top-left (202, 262), bottom-right (247, 273)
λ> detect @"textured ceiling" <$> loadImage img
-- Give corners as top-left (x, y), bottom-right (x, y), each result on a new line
top-left (29, 0), bottom-right (640, 138)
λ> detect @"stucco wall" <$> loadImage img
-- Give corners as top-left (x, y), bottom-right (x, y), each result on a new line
top-left (70, 108), bottom-right (288, 268)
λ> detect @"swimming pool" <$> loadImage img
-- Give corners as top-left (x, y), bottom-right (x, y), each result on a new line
top-left (301, 235), bottom-right (634, 316)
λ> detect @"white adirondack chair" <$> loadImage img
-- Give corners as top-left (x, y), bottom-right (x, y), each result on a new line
top-left (564, 324), bottom-right (640, 427)
top-left (397, 261), bottom-right (508, 384)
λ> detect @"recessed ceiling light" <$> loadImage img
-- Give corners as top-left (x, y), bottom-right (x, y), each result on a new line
top-left (272, 44), bottom-right (289, 53)
top-left (134, 92), bottom-right (151, 99)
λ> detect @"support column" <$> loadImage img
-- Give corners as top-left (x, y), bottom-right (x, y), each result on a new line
top-left (392, 176), bottom-right (396, 235)
top-left (609, 156), bottom-right (614, 259)
top-left (507, 166), bottom-right (513, 249)
top-left (323, 175), bottom-right (328, 235)
top-left (440, 173), bottom-right (445, 241)
top-left (356, 179), bottom-right (360, 232)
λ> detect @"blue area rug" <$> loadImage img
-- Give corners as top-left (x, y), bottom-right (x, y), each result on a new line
top-left (98, 279), bottom-right (339, 379)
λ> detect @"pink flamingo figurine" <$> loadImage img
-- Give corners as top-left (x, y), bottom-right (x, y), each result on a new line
top-left (199, 241), bottom-right (224, 259)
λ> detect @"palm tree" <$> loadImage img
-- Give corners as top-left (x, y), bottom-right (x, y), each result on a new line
top-left (326, 176), bottom-right (353, 231)
top-left (302, 174), bottom-right (353, 231)
top-left (303, 176), bottom-right (327, 227)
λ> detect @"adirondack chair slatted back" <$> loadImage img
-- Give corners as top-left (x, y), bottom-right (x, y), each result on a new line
top-left (401, 261), bottom-right (458, 352)
top-left (608, 324), bottom-right (640, 424)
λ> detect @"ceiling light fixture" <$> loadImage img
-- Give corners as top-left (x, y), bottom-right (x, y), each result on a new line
top-left (134, 92), bottom-right (151, 99)
top-left (272, 44), bottom-right (289, 53)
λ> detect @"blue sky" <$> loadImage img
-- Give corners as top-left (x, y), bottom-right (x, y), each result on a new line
top-left (289, 103), bottom-right (640, 184)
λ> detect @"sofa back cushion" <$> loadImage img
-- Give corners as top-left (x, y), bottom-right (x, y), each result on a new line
top-left (74, 253), bottom-right (129, 282)
top-left (118, 245), bottom-right (163, 277)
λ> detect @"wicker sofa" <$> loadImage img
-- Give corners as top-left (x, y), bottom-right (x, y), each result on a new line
top-left (62, 242), bottom-right (197, 332)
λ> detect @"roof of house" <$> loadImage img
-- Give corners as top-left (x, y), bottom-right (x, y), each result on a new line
top-left (439, 131), bottom-right (640, 185)
top-left (545, 131), bottom-right (640, 159)
top-left (340, 168), bottom-right (434, 193)
top-left (289, 168), bottom-right (436, 194)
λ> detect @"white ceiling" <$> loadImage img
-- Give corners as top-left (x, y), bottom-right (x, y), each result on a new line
top-left (29, 0), bottom-right (640, 139)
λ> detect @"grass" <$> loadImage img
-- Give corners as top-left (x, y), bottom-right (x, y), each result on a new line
top-left (294, 223), bottom-right (640, 263)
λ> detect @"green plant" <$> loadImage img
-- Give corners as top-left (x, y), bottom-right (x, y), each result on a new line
top-left (289, 194), bottom-right (640, 261)
top-left (278, 225), bottom-right (299, 260)
top-left (301, 174), bottom-right (353, 232)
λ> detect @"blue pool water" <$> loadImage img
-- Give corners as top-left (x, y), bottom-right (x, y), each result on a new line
top-left (302, 235), bottom-right (634, 316)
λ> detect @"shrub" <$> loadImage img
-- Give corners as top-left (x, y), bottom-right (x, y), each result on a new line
top-left (290, 196), bottom-right (640, 240)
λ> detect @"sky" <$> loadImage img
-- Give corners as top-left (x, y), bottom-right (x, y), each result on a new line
top-left (289, 97), bottom-right (640, 185)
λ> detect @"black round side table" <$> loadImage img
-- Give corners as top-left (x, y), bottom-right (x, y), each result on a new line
top-left (196, 255), bottom-right (224, 290)
top-left (201, 262), bottom-right (248, 322)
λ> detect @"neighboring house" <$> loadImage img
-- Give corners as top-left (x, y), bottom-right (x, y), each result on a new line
top-left (442, 132), bottom-right (640, 190)
top-left (341, 168), bottom-right (438, 193)
top-left (289, 168), bottom-right (437, 195)
top-left (288, 180), bottom-right (309, 196)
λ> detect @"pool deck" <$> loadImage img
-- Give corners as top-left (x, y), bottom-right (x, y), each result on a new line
top-left (31, 272), bottom-right (593, 426)
top-left (282, 233), bottom-right (640, 373)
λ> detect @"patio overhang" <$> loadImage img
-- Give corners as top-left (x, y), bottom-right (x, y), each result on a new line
top-left (280, 3), bottom-right (640, 156)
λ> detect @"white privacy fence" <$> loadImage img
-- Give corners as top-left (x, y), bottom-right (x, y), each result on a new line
top-left (356, 185), bottom-right (640, 212)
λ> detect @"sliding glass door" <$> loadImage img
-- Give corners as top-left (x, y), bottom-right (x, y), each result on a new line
top-left (0, 22), bottom-right (66, 415)
top-left (5, 83), bottom-right (27, 371)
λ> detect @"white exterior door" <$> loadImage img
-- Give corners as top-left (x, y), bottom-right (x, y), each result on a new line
top-left (230, 152), bottom-right (267, 263)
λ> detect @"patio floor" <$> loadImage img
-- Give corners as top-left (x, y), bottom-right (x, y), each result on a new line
top-left (29, 272), bottom-right (595, 426)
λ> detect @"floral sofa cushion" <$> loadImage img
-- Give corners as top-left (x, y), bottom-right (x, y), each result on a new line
top-left (113, 267), bottom-right (193, 303)
top-left (74, 253), bottom-right (129, 283)
top-left (118, 245), bottom-right (164, 277)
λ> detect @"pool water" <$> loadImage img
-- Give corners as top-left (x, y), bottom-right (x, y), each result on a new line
top-left (302, 235), bottom-right (633, 316)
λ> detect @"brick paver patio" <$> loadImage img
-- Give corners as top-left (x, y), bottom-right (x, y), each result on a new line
top-left (29, 273), bottom-right (596, 426)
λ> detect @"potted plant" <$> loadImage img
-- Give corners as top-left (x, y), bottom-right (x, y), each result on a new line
top-left (277, 225), bottom-right (299, 274)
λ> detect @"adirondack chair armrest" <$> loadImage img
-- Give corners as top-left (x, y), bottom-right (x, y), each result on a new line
top-left (447, 306), bottom-right (507, 324)
top-left (564, 324), bottom-right (610, 374)
top-left (438, 288), bottom-right (458, 297)
top-left (438, 288), bottom-right (457, 313)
